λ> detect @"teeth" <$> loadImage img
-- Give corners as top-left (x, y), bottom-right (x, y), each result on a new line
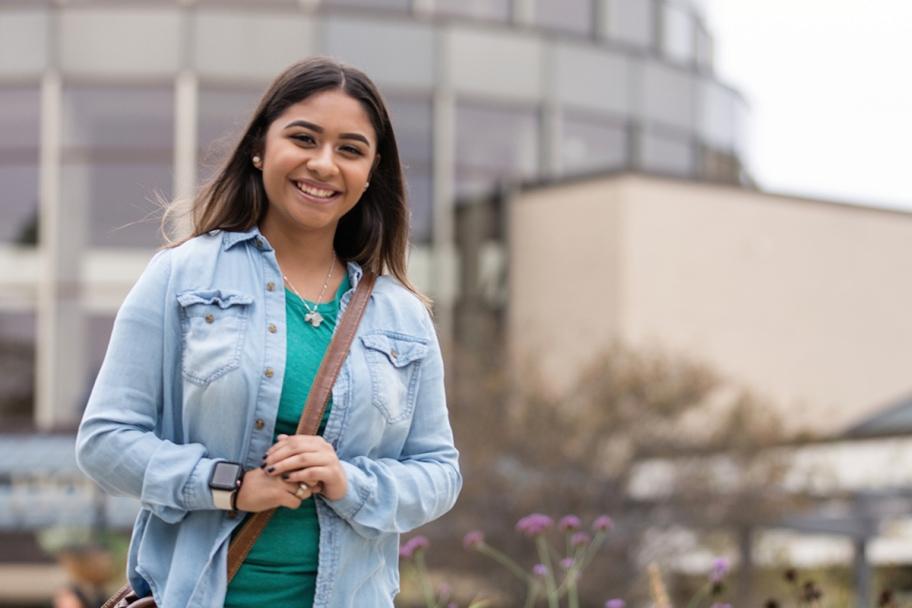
top-left (296, 182), bottom-right (335, 198)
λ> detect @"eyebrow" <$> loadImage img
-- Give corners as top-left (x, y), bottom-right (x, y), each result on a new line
top-left (283, 120), bottom-right (372, 147)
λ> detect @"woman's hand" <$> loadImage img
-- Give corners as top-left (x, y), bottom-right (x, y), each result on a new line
top-left (235, 466), bottom-right (310, 512)
top-left (263, 434), bottom-right (349, 501)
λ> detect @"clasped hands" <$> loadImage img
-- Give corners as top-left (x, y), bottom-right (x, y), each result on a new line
top-left (235, 434), bottom-right (348, 512)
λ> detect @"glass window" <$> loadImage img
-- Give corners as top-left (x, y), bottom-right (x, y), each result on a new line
top-left (605, 0), bottom-right (655, 48)
top-left (662, 4), bottom-right (694, 64)
top-left (0, 88), bottom-right (40, 245)
top-left (62, 86), bottom-right (173, 248)
top-left (534, 0), bottom-right (593, 35)
top-left (641, 61), bottom-right (694, 132)
top-left (87, 314), bottom-right (116, 378)
top-left (435, 0), bottom-right (511, 22)
top-left (197, 87), bottom-right (262, 180)
top-left (561, 114), bottom-right (627, 174)
top-left (455, 103), bottom-right (539, 200)
top-left (0, 312), bottom-right (36, 424)
top-left (639, 129), bottom-right (694, 176)
top-left (387, 98), bottom-right (433, 243)
top-left (695, 26), bottom-right (713, 70)
top-left (322, 0), bottom-right (410, 9)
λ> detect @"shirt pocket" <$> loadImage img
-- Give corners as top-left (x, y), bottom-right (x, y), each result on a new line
top-left (360, 331), bottom-right (429, 424)
top-left (177, 289), bottom-right (254, 386)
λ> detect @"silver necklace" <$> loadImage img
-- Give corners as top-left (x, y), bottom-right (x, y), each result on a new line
top-left (283, 255), bottom-right (337, 328)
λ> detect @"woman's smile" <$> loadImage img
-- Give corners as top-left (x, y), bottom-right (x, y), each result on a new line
top-left (291, 178), bottom-right (342, 204)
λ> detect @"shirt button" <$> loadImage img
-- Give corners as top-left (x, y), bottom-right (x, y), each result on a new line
top-left (205, 314), bottom-right (214, 324)
top-left (264, 368), bottom-right (274, 378)
top-left (255, 238), bottom-right (263, 249)
top-left (266, 281), bottom-right (275, 292)
top-left (268, 323), bottom-right (277, 334)
top-left (390, 349), bottom-right (398, 360)
top-left (255, 418), bottom-right (265, 430)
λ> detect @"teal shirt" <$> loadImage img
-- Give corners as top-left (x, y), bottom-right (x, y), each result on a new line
top-left (225, 274), bottom-right (351, 608)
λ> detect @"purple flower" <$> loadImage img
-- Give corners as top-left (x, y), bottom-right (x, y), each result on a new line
top-left (571, 532), bottom-right (591, 548)
top-left (463, 530), bottom-right (485, 550)
top-left (516, 513), bottom-right (554, 537)
top-left (710, 558), bottom-right (730, 583)
top-left (533, 563), bottom-right (549, 577)
top-left (559, 514), bottom-right (582, 531)
top-left (592, 515), bottom-right (614, 532)
top-left (605, 600), bottom-right (626, 608)
top-left (560, 557), bottom-right (575, 570)
top-left (399, 535), bottom-right (430, 559)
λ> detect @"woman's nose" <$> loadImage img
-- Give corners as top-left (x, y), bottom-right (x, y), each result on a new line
top-left (306, 145), bottom-right (338, 178)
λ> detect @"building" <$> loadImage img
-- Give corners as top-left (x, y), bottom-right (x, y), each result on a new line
top-left (0, 1), bottom-right (750, 603)
top-left (0, 0), bottom-right (746, 431)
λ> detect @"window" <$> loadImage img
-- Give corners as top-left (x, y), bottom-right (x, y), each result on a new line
top-left (387, 98), bottom-right (433, 243)
top-left (561, 114), bottom-right (627, 174)
top-left (639, 129), bottom-right (694, 176)
top-left (0, 312), bottom-right (35, 423)
top-left (62, 86), bottom-right (174, 248)
top-left (197, 87), bottom-right (262, 181)
top-left (534, 0), bottom-right (593, 35)
top-left (435, 0), bottom-right (510, 22)
top-left (0, 88), bottom-right (40, 245)
top-left (661, 3), bottom-right (694, 64)
top-left (455, 102), bottom-right (539, 200)
top-left (605, 0), bottom-right (655, 48)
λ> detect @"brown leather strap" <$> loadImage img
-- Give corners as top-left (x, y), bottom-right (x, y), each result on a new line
top-left (226, 271), bottom-right (376, 582)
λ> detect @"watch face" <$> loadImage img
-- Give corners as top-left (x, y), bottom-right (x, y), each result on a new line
top-left (211, 462), bottom-right (241, 491)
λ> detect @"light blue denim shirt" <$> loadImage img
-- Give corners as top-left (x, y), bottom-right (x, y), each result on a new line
top-left (75, 226), bottom-right (462, 607)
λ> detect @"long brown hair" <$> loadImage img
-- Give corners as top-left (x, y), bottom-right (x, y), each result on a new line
top-left (163, 56), bottom-right (428, 307)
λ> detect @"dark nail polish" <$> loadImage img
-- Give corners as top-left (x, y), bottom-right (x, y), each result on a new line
top-left (281, 474), bottom-right (289, 480)
top-left (260, 464), bottom-right (267, 470)
top-left (266, 466), bottom-right (275, 474)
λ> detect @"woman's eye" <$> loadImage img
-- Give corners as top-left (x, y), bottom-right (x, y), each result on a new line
top-left (292, 134), bottom-right (316, 145)
top-left (340, 146), bottom-right (363, 156)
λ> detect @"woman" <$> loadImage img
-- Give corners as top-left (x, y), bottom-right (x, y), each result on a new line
top-left (76, 57), bottom-right (461, 607)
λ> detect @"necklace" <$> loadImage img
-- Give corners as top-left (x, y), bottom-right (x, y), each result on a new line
top-left (283, 255), bottom-right (337, 328)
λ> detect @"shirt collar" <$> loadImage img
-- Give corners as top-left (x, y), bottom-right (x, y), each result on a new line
top-left (221, 226), bottom-right (270, 252)
top-left (221, 226), bottom-right (365, 288)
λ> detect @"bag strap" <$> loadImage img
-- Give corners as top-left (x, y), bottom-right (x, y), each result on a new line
top-left (226, 270), bottom-right (376, 582)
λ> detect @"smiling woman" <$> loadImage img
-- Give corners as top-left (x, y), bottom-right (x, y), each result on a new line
top-left (75, 57), bottom-right (461, 608)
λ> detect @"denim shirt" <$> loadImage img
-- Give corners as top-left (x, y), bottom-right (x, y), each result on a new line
top-left (75, 226), bottom-right (462, 608)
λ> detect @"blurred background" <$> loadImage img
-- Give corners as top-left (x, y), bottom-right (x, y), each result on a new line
top-left (1, 0), bottom-right (911, 606)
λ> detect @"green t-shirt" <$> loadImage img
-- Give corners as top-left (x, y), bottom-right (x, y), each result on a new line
top-left (225, 273), bottom-right (350, 608)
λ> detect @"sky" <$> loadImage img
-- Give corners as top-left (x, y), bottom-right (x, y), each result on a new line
top-left (704, 0), bottom-right (912, 211)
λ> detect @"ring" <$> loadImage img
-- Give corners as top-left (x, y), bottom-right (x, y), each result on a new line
top-left (294, 485), bottom-right (309, 499)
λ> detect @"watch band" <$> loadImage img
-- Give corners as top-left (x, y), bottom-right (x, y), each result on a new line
top-left (212, 488), bottom-right (236, 511)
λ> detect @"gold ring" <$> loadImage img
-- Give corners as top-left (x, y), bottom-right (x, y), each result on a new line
top-left (294, 486), bottom-right (308, 499)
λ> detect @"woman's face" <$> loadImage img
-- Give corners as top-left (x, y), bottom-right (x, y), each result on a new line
top-left (259, 88), bottom-right (378, 238)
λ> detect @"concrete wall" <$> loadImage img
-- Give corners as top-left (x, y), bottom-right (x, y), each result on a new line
top-left (509, 173), bottom-right (912, 434)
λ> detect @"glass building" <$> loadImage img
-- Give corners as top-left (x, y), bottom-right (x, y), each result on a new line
top-left (0, 0), bottom-right (747, 430)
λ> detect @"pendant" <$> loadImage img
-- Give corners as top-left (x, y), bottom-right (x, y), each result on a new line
top-left (304, 310), bottom-right (324, 328)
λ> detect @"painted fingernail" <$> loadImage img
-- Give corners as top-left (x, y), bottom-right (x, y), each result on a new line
top-left (281, 474), bottom-right (290, 480)
top-left (266, 466), bottom-right (275, 474)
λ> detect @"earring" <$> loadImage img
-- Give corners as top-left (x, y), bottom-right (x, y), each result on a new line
top-left (252, 155), bottom-right (262, 169)
top-left (363, 181), bottom-right (370, 190)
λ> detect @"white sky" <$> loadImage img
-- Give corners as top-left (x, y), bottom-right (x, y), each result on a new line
top-left (704, 0), bottom-right (912, 211)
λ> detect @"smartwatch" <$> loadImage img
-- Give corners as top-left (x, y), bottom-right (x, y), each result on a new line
top-left (209, 461), bottom-right (243, 511)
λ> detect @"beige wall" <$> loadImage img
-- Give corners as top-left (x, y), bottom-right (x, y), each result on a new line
top-left (509, 173), bottom-right (912, 434)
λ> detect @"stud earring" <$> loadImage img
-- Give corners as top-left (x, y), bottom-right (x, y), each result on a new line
top-left (252, 155), bottom-right (262, 169)
top-left (363, 181), bottom-right (370, 190)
